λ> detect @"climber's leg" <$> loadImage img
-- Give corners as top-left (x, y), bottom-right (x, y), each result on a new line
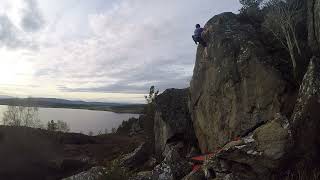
top-left (192, 35), bottom-right (198, 45)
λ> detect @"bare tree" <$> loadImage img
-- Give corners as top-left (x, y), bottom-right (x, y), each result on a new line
top-left (2, 98), bottom-right (42, 128)
top-left (3, 105), bottom-right (20, 126)
top-left (264, 0), bottom-right (303, 77)
top-left (111, 128), bottom-right (116, 134)
top-left (239, 0), bottom-right (263, 20)
top-left (56, 120), bottom-right (70, 132)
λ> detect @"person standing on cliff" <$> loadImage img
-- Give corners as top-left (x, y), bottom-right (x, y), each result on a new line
top-left (192, 24), bottom-right (206, 47)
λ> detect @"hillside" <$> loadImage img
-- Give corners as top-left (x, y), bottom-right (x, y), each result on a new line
top-left (0, 125), bottom-right (144, 180)
top-left (0, 97), bottom-right (145, 114)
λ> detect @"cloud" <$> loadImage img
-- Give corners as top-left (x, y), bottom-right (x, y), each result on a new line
top-left (40, 0), bottom-right (201, 94)
top-left (32, 0), bottom-right (240, 96)
top-left (0, 0), bottom-right (241, 102)
top-left (0, 15), bottom-right (22, 48)
top-left (0, 0), bottom-right (44, 49)
top-left (21, 0), bottom-right (44, 32)
top-left (59, 59), bottom-right (192, 93)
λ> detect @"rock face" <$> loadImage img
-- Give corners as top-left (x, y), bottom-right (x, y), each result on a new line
top-left (308, 0), bottom-right (320, 54)
top-left (154, 88), bottom-right (197, 156)
top-left (203, 114), bottom-right (291, 180)
top-left (190, 12), bottom-right (291, 153)
top-left (291, 57), bottom-right (320, 159)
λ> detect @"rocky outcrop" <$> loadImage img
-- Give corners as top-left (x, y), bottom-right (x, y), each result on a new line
top-left (62, 167), bottom-right (107, 180)
top-left (291, 57), bottom-right (320, 160)
top-left (202, 113), bottom-right (291, 179)
top-left (308, 0), bottom-right (320, 54)
top-left (120, 143), bottom-right (150, 168)
top-left (154, 88), bottom-right (197, 157)
top-left (182, 171), bottom-right (205, 180)
top-left (190, 12), bottom-right (292, 153)
top-left (129, 140), bottom-right (193, 180)
top-left (130, 171), bottom-right (153, 180)
top-left (152, 145), bottom-right (192, 180)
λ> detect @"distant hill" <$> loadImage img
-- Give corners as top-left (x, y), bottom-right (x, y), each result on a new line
top-left (0, 95), bottom-right (13, 99)
top-left (0, 97), bottom-right (145, 114)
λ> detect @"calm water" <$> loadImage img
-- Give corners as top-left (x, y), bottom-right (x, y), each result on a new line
top-left (0, 105), bottom-right (139, 135)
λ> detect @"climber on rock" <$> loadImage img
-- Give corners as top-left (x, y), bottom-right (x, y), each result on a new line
top-left (192, 24), bottom-right (206, 47)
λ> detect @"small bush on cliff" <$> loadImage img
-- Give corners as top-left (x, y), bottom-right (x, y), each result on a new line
top-left (144, 85), bottom-right (158, 115)
top-left (239, 0), bottom-right (263, 11)
top-left (143, 86), bottom-right (159, 136)
top-left (239, 0), bottom-right (264, 23)
top-left (102, 159), bottom-right (133, 180)
top-left (144, 86), bottom-right (159, 105)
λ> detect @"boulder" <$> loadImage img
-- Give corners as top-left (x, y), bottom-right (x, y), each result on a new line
top-left (130, 171), bottom-right (153, 180)
top-left (120, 143), bottom-right (150, 168)
top-left (189, 12), bottom-right (291, 153)
top-left (308, 0), bottom-right (320, 54)
top-left (154, 88), bottom-right (197, 157)
top-left (152, 146), bottom-right (192, 180)
top-left (182, 171), bottom-right (205, 180)
top-left (143, 157), bottom-right (157, 169)
top-left (203, 114), bottom-right (291, 179)
top-left (291, 57), bottom-right (320, 160)
top-left (62, 167), bottom-right (107, 180)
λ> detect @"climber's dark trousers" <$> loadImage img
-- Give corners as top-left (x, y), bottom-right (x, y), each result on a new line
top-left (192, 35), bottom-right (206, 47)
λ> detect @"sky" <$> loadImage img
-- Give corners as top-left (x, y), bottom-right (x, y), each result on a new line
top-left (0, 0), bottom-right (241, 103)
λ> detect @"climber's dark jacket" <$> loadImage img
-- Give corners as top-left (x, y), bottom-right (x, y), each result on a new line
top-left (192, 27), bottom-right (206, 46)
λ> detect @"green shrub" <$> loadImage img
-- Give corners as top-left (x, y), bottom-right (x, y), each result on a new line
top-left (102, 160), bottom-right (133, 180)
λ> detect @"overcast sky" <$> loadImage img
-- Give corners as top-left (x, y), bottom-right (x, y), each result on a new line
top-left (0, 0), bottom-right (241, 103)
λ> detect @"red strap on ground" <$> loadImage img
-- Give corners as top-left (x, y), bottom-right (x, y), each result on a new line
top-left (192, 164), bottom-right (202, 172)
top-left (191, 153), bottom-right (214, 161)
